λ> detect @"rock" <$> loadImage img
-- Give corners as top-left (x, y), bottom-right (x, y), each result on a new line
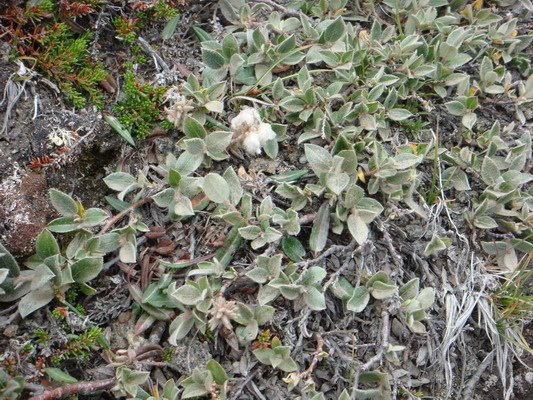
top-left (0, 170), bottom-right (53, 256)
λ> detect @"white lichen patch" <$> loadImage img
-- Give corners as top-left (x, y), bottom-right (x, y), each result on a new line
top-left (48, 126), bottom-right (80, 147)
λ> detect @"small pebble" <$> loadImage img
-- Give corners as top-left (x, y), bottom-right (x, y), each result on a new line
top-left (3, 324), bottom-right (18, 338)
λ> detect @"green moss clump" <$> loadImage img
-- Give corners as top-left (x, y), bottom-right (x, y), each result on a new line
top-left (113, 71), bottom-right (166, 138)
top-left (0, 1), bottom-right (107, 107)
top-left (36, 23), bottom-right (107, 107)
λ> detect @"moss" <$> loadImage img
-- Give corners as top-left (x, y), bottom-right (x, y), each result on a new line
top-left (0, 1), bottom-right (107, 107)
top-left (113, 71), bottom-right (167, 138)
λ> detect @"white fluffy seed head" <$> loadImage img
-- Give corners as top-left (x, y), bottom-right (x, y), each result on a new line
top-left (230, 107), bottom-right (276, 156)
top-left (256, 122), bottom-right (276, 145)
top-left (230, 107), bottom-right (261, 131)
top-left (242, 133), bottom-right (262, 155)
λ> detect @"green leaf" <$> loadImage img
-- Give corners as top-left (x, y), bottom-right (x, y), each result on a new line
top-left (370, 280), bottom-right (397, 299)
top-left (474, 216), bottom-right (498, 229)
top-left (417, 288), bottom-right (435, 309)
top-left (35, 230), bottom-right (60, 260)
top-left (30, 264), bottom-right (56, 291)
top-left (192, 26), bottom-right (214, 42)
top-left (45, 368), bottom-right (78, 384)
top-left (305, 144), bottom-right (332, 174)
top-left (303, 286), bottom-right (326, 311)
top-left (255, 305), bottom-right (275, 325)
top-left (119, 242), bottom-right (137, 263)
top-left (171, 284), bottom-right (201, 305)
top-left (18, 285), bottom-right (55, 318)
top-left (202, 49), bottom-right (226, 69)
top-left (206, 360), bottom-right (228, 385)
top-left (174, 195), bottom-right (195, 216)
top-left (278, 34), bottom-right (296, 54)
top-left (399, 278), bottom-right (419, 301)
top-left (302, 266), bottom-right (327, 286)
top-left (388, 108), bottom-right (413, 121)
top-left (309, 203), bottom-right (330, 252)
top-left (392, 153), bottom-right (422, 169)
top-left (445, 100), bottom-right (466, 116)
top-left (162, 15), bottom-right (180, 40)
top-left (49, 189), bottom-right (78, 217)
top-left (258, 285), bottom-right (280, 305)
top-left (223, 167), bottom-right (243, 206)
top-left (282, 237), bottom-right (306, 262)
top-left (204, 100), bottom-right (224, 113)
top-left (203, 173), bottom-right (230, 203)
top-left (481, 156), bottom-right (499, 186)
top-left (183, 116), bottom-right (207, 138)
top-left (270, 169), bottom-right (309, 183)
top-left (0, 242), bottom-right (20, 277)
top-left (168, 312), bottom-right (195, 345)
top-left (168, 169), bottom-right (182, 188)
top-left (326, 172), bottom-right (349, 195)
top-left (347, 213), bottom-right (369, 245)
top-left (104, 172), bottom-right (137, 192)
top-left (423, 235), bottom-right (449, 255)
top-left (215, 223), bottom-right (244, 268)
top-left (104, 115), bottom-right (135, 146)
top-left (347, 286), bottom-right (370, 313)
top-left (71, 257), bottom-right (103, 283)
top-left (321, 17), bottom-right (346, 43)
top-left (238, 226), bottom-right (262, 240)
top-left (462, 112), bottom-right (477, 130)
top-left (264, 138), bottom-right (278, 159)
top-left (47, 217), bottom-right (79, 233)
top-left (83, 208), bottom-right (109, 226)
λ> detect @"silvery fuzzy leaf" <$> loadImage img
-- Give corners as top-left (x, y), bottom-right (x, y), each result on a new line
top-left (119, 242), bottom-right (137, 264)
top-left (30, 264), bottom-right (56, 291)
top-left (309, 203), bottom-right (330, 252)
top-left (320, 17), bottom-right (346, 43)
top-left (170, 284), bottom-right (202, 306)
top-left (238, 226), bottom-right (262, 240)
top-left (399, 278), bottom-right (419, 301)
top-left (35, 230), bottom-right (60, 260)
top-left (303, 286), bottom-right (326, 311)
top-left (370, 280), bottom-right (397, 299)
top-left (304, 144), bottom-right (333, 174)
top-left (203, 173), bottom-right (230, 204)
top-left (18, 285), bottom-right (55, 318)
top-left (326, 172), bottom-right (350, 195)
top-left (49, 189), bottom-right (78, 217)
top-left (246, 267), bottom-right (270, 284)
top-left (257, 285), bottom-right (280, 305)
top-left (347, 213), bottom-right (369, 245)
top-left (71, 257), bottom-right (103, 283)
top-left (347, 286), bottom-right (370, 313)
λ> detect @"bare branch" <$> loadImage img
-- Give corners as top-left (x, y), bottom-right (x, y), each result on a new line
top-left (28, 378), bottom-right (115, 400)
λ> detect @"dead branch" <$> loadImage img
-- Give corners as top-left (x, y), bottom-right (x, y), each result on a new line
top-left (461, 351), bottom-right (495, 400)
top-left (28, 378), bottom-right (115, 400)
top-left (300, 334), bottom-right (325, 380)
top-left (351, 309), bottom-right (391, 397)
top-left (137, 37), bottom-right (171, 73)
top-left (248, 0), bottom-right (303, 18)
top-left (295, 241), bottom-right (357, 269)
top-left (99, 196), bottom-right (153, 234)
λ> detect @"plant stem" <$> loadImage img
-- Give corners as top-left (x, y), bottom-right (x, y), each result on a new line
top-left (28, 378), bottom-right (116, 400)
top-left (99, 196), bottom-right (153, 234)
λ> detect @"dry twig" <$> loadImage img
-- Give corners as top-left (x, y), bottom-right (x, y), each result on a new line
top-left (248, 0), bottom-right (303, 18)
top-left (99, 196), bottom-right (153, 234)
top-left (351, 309), bottom-right (391, 397)
top-left (28, 378), bottom-right (116, 400)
